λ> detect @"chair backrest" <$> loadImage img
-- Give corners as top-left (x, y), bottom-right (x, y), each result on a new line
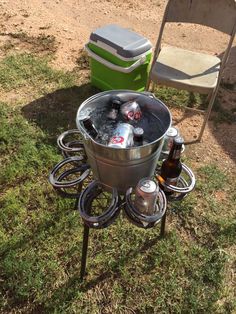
top-left (146, 0), bottom-right (236, 90)
top-left (165, 0), bottom-right (236, 35)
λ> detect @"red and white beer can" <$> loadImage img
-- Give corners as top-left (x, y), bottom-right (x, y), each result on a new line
top-left (108, 123), bottom-right (134, 148)
top-left (120, 100), bottom-right (142, 121)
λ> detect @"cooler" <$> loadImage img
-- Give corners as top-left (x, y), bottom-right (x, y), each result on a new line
top-left (85, 24), bottom-right (152, 91)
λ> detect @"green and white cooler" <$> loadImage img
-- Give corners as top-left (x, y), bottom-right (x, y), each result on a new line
top-left (85, 24), bottom-right (152, 91)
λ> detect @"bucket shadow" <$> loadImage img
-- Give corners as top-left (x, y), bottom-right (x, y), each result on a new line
top-left (21, 83), bottom-right (99, 140)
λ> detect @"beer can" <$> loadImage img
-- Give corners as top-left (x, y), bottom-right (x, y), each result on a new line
top-left (120, 100), bottom-right (142, 121)
top-left (108, 123), bottom-right (134, 148)
top-left (134, 178), bottom-right (159, 215)
top-left (161, 127), bottom-right (179, 155)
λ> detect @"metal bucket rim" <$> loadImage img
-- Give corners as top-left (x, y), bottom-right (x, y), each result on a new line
top-left (76, 89), bottom-right (172, 150)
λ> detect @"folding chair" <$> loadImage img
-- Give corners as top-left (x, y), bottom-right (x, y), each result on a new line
top-left (146, 0), bottom-right (236, 142)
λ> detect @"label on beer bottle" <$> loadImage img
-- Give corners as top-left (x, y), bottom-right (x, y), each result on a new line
top-left (172, 148), bottom-right (181, 160)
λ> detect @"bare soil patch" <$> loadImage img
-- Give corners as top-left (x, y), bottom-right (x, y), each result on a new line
top-left (0, 0), bottom-right (235, 171)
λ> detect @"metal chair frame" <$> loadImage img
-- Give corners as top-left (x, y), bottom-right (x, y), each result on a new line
top-left (146, 0), bottom-right (236, 142)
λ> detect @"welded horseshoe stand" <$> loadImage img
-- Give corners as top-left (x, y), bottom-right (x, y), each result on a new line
top-left (80, 223), bottom-right (90, 280)
top-left (78, 189), bottom-right (167, 281)
top-left (49, 130), bottom-right (196, 281)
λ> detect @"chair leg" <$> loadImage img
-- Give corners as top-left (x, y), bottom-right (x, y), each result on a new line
top-left (146, 79), bottom-right (155, 92)
top-left (205, 91), bottom-right (212, 104)
top-left (150, 81), bottom-right (156, 93)
top-left (198, 89), bottom-right (218, 142)
top-left (146, 77), bottom-right (152, 91)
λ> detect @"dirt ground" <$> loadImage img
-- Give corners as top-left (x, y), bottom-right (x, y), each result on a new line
top-left (0, 0), bottom-right (235, 171)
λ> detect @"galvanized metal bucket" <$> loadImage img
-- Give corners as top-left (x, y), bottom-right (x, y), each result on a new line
top-left (76, 90), bottom-right (171, 193)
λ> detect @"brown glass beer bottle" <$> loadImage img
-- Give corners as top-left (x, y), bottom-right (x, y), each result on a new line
top-left (159, 135), bottom-right (184, 195)
top-left (80, 115), bottom-right (98, 138)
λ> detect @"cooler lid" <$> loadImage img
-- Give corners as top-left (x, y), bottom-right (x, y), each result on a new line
top-left (89, 24), bottom-right (152, 58)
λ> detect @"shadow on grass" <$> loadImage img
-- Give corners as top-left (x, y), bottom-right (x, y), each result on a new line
top-left (44, 229), bottom-right (164, 310)
top-left (21, 78), bottom-right (235, 163)
top-left (208, 46), bottom-right (236, 164)
top-left (0, 198), bottom-right (74, 259)
top-left (21, 83), bottom-right (99, 140)
top-left (0, 207), bottom-right (166, 313)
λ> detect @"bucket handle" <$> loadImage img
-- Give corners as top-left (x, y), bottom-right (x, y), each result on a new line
top-left (85, 44), bottom-right (147, 74)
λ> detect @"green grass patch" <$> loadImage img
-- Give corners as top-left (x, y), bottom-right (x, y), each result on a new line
top-left (196, 164), bottom-right (228, 195)
top-left (153, 85), bottom-right (235, 125)
top-left (0, 53), bottom-right (235, 313)
top-left (0, 53), bottom-right (75, 91)
top-left (153, 86), bottom-right (205, 109)
top-left (0, 103), bottom-right (60, 185)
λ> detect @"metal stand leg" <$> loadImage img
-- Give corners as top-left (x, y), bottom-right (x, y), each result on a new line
top-left (74, 182), bottom-right (83, 210)
top-left (160, 211), bottom-right (167, 238)
top-left (80, 224), bottom-right (90, 281)
top-left (74, 198), bottom-right (79, 210)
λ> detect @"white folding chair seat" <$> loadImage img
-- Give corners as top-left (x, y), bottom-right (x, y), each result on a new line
top-left (150, 46), bottom-right (221, 94)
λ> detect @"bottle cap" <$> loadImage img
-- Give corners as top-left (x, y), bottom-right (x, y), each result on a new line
top-left (134, 127), bottom-right (144, 136)
top-left (174, 135), bottom-right (184, 145)
top-left (166, 126), bottom-right (178, 137)
top-left (111, 96), bottom-right (122, 106)
top-left (112, 99), bottom-right (122, 105)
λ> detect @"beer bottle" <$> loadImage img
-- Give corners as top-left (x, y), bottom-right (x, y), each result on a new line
top-left (159, 136), bottom-right (184, 195)
top-left (80, 115), bottom-right (98, 138)
top-left (107, 98), bottom-right (121, 120)
top-left (111, 97), bottom-right (122, 111)
top-left (133, 127), bottom-right (144, 146)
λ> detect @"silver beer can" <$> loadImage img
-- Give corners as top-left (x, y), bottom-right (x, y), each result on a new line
top-left (161, 126), bottom-right (179, 155)
top-left (134, 178), bottom-right (159, 215)
top-left (108, 123), bottom-right (134, 148)
top-left (120, 100), bottom-right (142, 121)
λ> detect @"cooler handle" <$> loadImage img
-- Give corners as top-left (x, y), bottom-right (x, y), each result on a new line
top-left (85, 44), bottom-right (147, 74)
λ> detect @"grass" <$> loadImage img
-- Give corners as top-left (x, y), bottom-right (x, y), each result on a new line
top-left (153, 85), bottom-right (235, 124)
top-left (0, 53), bottom-right (75, 92)
top-left (153, 86), bottom-right (205, 109)
top-left (0, 51), bottom-right (235, 313)
top-left (0, 103), bottom-right (59, 185)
